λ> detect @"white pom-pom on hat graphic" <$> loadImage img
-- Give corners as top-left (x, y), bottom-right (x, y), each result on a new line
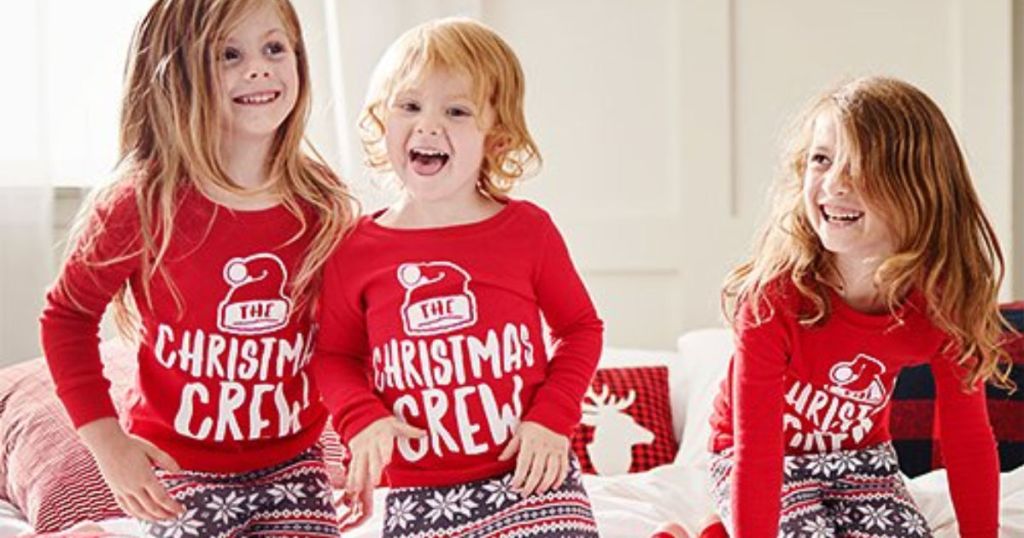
top-left (217, 253), bottom-right (293, 335)
top-left (398, 261), bottom-right (477, 336)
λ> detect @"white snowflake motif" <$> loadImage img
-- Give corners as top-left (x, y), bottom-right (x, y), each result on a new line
top-left (806, 455), bottom-right (833, 478)
top-left (386, 496), bottom-right (419, 531)
top-left (867, 448), bottom-right (897, 471)
top-left (160, 508), bottom-right (204, 538)
top-left (828, 451), bottom-right (859, 475)
top-left (783, 456), bottom-right (802, 478)
top-left (899, 510), bottom-right (929, 535)
top-left (799, 515), bottom-right (835, 538)
top-left (481, 474), bottom-right (519, 509)
top-left (267, 482), bottom-right (307, 505)
top-left (424, 486), bottom-right (479, 523)
top-left (205, 491), bottom-right (248, 524)
top-left (857, 504), bottom-right (895, 531)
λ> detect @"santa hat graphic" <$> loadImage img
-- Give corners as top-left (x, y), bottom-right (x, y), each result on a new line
top-left (217, 253), bottom-right (293, 335)
top-left (398, 261), bottom-right (477, 336)
top-left (827, 354), bottom-right (888, 406)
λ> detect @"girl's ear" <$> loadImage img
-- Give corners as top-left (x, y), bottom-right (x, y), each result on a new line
top-left (486, 130), bottom-right (511, 154)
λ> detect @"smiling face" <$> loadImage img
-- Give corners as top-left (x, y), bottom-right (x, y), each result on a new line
top-left (382, 68), bottom-right (493, 205)
top-left (802, 112), bottom-right (896, 265)
top-left (216, 3), bottom-right (299, 147)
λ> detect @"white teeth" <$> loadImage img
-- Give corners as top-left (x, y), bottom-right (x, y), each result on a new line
top-left (822, 206), bottom-right (863, 222)
top-left (411, 148), bottom-right (447, 157)
top-left (236, 92), bottom-right (277, 104)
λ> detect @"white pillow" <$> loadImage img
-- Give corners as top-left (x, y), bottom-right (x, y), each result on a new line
top-left (673, 328), bottom-right (734, 468)
top-left (596, 347), bottom-right (687, 442)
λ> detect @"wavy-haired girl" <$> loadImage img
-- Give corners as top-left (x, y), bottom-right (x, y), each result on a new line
top-left (707, 76), bottom-right (1010, 537)
top-left (313, 17), bottom-right (602, 537)
top-left (40, 0), bottom-right (355, 535)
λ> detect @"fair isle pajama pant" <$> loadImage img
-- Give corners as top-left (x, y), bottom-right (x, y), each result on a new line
top-left (380, 455), bottom-right (599, 538)
top-left (710, 443), bottom-right (933, 537)
top-left (142, 445), bottom-right (340, 538)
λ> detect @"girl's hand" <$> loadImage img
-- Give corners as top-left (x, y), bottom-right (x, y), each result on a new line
top-left (498, 421), bottom-right (569, 496)
top-left (78, 418), bottom-right (184, 522)
top-left (344, 417), bottom-right (427, 502)
top-left (336, 486), bottom-right (373, 532)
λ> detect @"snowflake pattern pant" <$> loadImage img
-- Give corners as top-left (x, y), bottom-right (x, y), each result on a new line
top-left (141, 445), bottom-right (340, 538)
top-left (381, 456), bottom-right (599, 538)
top-left (710, 442), bottom-right (932, 537)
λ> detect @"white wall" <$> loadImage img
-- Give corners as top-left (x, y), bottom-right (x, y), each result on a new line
top-left (302, 0), bottom-right (1020, 350)
top-left (3, 2), bottom-right (1021, 365)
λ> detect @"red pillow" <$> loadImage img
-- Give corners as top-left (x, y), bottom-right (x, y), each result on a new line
top-left (0, 340), bottom-right (348, 531)
top-left (0, 342), bottom-right (131, 533)
top-left (571, 366), bottom-right (678, 475)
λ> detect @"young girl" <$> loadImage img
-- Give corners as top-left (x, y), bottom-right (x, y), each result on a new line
top-left (39, 0), bottom-right (354, 535)
top-left (708, 76), bottom-right (1010, 537)
top-left (312, 17), bottom-right (603, 537)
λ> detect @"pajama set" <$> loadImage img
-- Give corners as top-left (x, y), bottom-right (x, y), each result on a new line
top-left (314, 200), bottom-right (603, 538)
top-left (41, 184), bottom-right (341, 537)
top-left (708, 279), bottom-right (1000, 538)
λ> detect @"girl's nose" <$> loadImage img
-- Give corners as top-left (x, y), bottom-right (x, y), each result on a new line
top-left (823, 168), bottom-right (851, 196)
top-left (247, 69), bottom-right (270, 80)
top-left (416, 124), bottom-right (440, 136)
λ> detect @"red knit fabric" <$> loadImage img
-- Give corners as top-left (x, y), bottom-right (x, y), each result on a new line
top-left (40, 184), bottom-right (328, 473)
top-left (708, 279), bottom-right (999, 538)
top-left (314, 200), bottom-right (603, 487)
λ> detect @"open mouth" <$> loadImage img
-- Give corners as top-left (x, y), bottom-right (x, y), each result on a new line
top-left (820, 205), bottom-right (864, 225)
top-left (409, 148), bottom-right (450, 176)
top-left (232, 91), bottom-right (281, 105)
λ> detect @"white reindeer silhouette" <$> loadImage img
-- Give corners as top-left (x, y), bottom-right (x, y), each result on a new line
top-left (581, 385), bottom-right (654, 475)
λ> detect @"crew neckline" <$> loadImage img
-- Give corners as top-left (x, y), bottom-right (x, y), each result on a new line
top-left (362, 199), bottom-right (520, 237)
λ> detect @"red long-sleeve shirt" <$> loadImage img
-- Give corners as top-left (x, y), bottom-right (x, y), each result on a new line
top-left (709, 280), bottom-right (999, 538)
top-left (313, 200), bottom-right (603, 487)
top-left (40, 183), bottom-right (328, 473)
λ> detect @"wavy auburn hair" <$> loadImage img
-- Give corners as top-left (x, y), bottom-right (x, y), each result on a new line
top-left (722, 76), bottom-right (1012, 390)
top-left (359, 17), bottom-right (541, 199)
top-left (62, 0), bottom-right (356, 334)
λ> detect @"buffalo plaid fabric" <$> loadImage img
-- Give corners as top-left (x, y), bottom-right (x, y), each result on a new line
top-left (890, 302), bottom-right (1024, 477)
top-left (571, 366), bottom-right (678, 475)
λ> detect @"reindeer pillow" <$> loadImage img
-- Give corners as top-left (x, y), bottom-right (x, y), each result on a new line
top-left (572, 366), bottom-right (678, 475)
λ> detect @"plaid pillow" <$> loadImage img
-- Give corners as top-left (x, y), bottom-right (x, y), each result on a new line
top-left (571, 366), bottom-right (678, 475)
top-left (891, 302), bottom-right (1024, 477)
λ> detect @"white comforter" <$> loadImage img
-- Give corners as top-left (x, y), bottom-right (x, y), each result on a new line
top-left (3, 464), bottom-right (1021, 537)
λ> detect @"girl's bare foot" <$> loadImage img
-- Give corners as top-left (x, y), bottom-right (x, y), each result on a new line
top-left (650, 521), bottom-right (690, 538)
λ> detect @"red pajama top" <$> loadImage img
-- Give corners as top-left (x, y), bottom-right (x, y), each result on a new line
top-left (313, 200), bottom-right (603, 487)
top-left (709, 279), bottom-right (999, 538)
top-left (40, 183), bottom-right (328, 473)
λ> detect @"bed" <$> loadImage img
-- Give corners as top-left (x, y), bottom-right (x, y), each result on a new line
top-left (1, 316), bottom-right (1022, 537)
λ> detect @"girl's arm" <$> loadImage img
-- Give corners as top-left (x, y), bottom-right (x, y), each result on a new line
top-left (522, 217), bottom-right (603, 437)
top-left (40, 187), bottom-right (183, 520)
top-left (931, 350), bottom-right (999, 538)
top-left (311, 253), bottom-right (393, 444)
top-left (728, 297), bottom-right (790, 538)
top-left (40, 189), bottom-right (139, 428)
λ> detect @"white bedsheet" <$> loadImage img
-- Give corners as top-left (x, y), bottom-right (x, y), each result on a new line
top-left (5, 466), bottom-right (1020, 537)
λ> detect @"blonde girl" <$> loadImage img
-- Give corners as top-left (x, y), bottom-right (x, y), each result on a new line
top-left (708, 76), bottom-right (1009, 538)
top-left (40, 0), bottom-right (354, 535)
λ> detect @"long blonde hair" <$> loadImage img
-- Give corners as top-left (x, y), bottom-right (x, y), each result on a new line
top-left (359, 17), bottom-right (541, 198)
top-left (723, 76), bottom-right (1011, 389)
top-left (62, 0), bottom-right (355, 334)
